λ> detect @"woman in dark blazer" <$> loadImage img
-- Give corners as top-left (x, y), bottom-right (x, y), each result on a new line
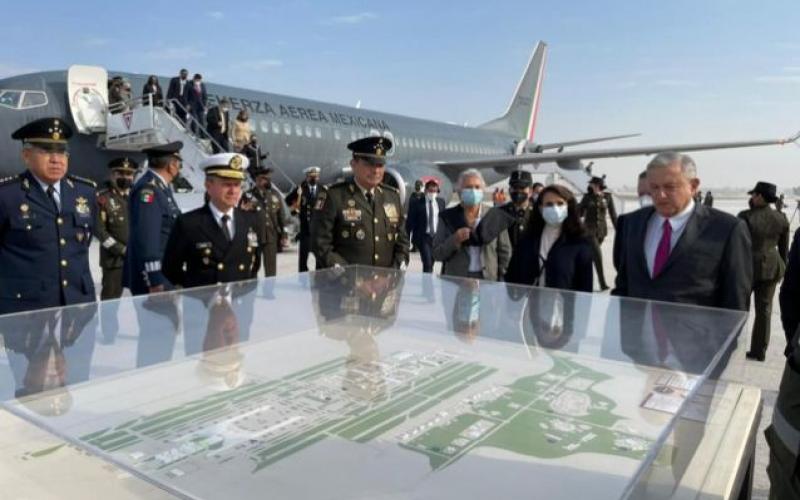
top-left (505, 184), bottom-right (593, 292)
top-left (142, 75), bottom-right (163, 107)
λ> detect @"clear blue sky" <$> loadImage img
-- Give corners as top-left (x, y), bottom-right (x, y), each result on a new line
top-left (1, 0), bottom-right (799, 189)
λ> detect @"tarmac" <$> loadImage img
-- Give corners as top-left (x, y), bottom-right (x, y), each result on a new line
top-left (82, 195), bottom-right (788, 498)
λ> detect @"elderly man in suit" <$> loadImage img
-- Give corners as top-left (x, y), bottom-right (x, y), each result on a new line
top-left (612, 151), bottom-right (752, 310)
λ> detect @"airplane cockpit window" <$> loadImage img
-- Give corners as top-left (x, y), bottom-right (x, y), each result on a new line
top-left (21, 91), bottom-right (48, 109)
top-left (0, 90), bottom-right (22, 109)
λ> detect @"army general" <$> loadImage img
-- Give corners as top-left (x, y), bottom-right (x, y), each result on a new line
top-left (312, 137), bottom-right (409, 269)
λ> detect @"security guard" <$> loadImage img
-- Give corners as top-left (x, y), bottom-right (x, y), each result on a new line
top-left (312, 137), bottom-right (409, 269)
top-left (240, 165), bottom-right (287, 277)
top-left (162, 153), bottom-right (263, 288)
top-left (0, 117), bottom-right (97, 315)
top-left (95, 157), bottom-right (135, 300)
top-left (123, 142), bottom-right (183, 295)
top-left (286, 166), bottom-right (321, 272)
top-left (738, 181), bottom-right (789, 361)
top-left (499, 170), bottom-right (536, 248)
top-left (578, 176), bottom-right (617, 290)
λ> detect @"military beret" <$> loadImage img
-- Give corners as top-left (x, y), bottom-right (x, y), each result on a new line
top-left (200, 153), bottom-right (248, 180)
top-left (143, 141), bottom-right (183, 161)
top-left (509, 170), bottom-right (533, 188)
top-left (347, 136), bottom-right (392, 164)
top-left (12, 117), bottom-right (73, 145)
top-left (108, 157), bottom-right (138, 172)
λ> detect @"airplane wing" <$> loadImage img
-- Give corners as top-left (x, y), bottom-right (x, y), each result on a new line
top-left (437, 130), bottom-right (800, 169)
top-left (535, 133), bottom-right (640, 151)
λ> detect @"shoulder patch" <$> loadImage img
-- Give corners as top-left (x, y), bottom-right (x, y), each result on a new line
top-left (140, 189), bottom-right (155, 204)
top-left (314, 190), bottom-right (328, 211)
top-left (67, 174), bottom-right (97, 189)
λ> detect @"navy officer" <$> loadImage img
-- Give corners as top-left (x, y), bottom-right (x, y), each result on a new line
top-left (123, 141), bottom-right (183, 295)
top-left (0, 117), bottom-right (97, 315)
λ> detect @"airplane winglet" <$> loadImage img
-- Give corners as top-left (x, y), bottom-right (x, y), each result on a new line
top-left (783, 130), bottom-right (800, 145)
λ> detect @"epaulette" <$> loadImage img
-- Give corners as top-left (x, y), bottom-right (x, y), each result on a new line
top-left (379, 183), bottom-right (398, 193)
top-left (0, 174), bottom-right (22, 187)
top-left (67, 174), bottom-right (97, 189)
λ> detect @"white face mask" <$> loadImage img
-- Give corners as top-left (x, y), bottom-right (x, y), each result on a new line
top-left (541, 205), bottom-right (568, 226)
top-left (425, 192), bottom-right (437, 201)
top-left (639, 194), bottom-right (654, 208)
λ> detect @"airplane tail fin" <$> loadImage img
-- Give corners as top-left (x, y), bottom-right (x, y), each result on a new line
top-left (478, 41), bottom-right (547, 141)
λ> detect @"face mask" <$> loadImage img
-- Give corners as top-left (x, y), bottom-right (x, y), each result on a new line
top-left (308, 177), bottom-right (318, 186)
top-left (460, 188), bottom-right (483, 207)
top-left (510, 191), bottom-right (528, 204)
top-left (639, 194), bottom-right (654, 208)
top-left (748, 199), bottom-right (756, 209)
top-left (426, 192), bottom-right (437, 201)
top-left (115, 178), bottom-right (132, 190)
top-left (541, 205), bottom-right (568, 226)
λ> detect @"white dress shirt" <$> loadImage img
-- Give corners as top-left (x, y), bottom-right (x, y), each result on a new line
top-left (209, 202), bottom-right (235, 239)
top-left (426, 196), bottom-right (439, 235)
top-left (644, 199), bottom-right (695, 277)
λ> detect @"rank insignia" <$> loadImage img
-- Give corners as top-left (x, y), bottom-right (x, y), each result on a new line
top-left (75, 197), bottom-right (90, 215)
top-left (20, 203), bottom-right (29, 216)
top-left (356, 229), bottom-right (366, 240)
top-left (383, 203), bottom-right (399, 221)
top-left (247, 228), bottom-right (259, 247)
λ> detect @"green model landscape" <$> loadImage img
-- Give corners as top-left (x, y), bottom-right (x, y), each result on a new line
top-left (59, 352), bottom-right (653, 478)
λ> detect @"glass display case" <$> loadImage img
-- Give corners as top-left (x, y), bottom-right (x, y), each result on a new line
top-left (0, 266), bottom-right (748, 499)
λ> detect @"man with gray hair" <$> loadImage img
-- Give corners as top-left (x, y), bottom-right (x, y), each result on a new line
top-left (612, 151), bottom-right (752, 310)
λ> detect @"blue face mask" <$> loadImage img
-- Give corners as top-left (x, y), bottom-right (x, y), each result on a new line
top-left (541, 205), bottom-right (568, 226)
top-left (460, 188), bottom-right (484, 207)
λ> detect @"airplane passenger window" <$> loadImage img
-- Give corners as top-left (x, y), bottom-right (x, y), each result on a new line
top-left (283, 123), bottom-right (292, 135)
top-left (350, 131), bottom-right (357, 141)
top-left (414, 138), bottom-right (420, 148)
top-left (314, 127), bottom-right (322, 138)
top-left (305, 126), bottom-right (312, 137)
top-left (272, 122), bottom-right (280, 134)
top-left (260, 120), bottom-right (269, 133)
top-left (0, 90), bottom-right (22, 109)
top-left (295, 124), bottom-right (303, 136)
top-left (334, 129), bottom-right (341, 140)
top-left (20, 91), bottom-right (47, 109)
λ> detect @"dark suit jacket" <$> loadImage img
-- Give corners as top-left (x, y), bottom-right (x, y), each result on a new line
top-left (406, 195), bottom-right (445, 245)
top-left (612, 204), bottom-right (753, 311)
top-left (187, 82), bottom-right (207, 112)
top-left (166, 77), bottom-right (189, 104)
top-left (142, 83), bottom-right (163, 106)
top-left (162, 205), bottom-right (263, 289)
top-left (206, 105), bottom-right (229, 135)
top-left (505, 227), bottom-right (593, 292)
top-left (780, 228), bottom-right (800, 345)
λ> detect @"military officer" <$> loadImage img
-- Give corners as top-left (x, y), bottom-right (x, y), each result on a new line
top-left (162, 153), bottom-right (264, 288)
top-left (578, 176), bottom-right (617, 290)
top-left (240, 165), bottom-right (287, 277)
top-left (286, 166), bottom-right (321, 272)
top-left (499, 170), bottom-right (536, 248)
top-left (96, 157), bottom-right (135, 300)
top-left (738, 181), bottom-right (789, 361)
top-left (312, 136), bottom-right (409, 269)
top-left (0, 117), bottom-right (97, 315)
top-left (123, 142), bottom-right (183, 295)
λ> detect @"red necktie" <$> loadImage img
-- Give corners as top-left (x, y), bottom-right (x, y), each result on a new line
top-left (652, 220), bottom-right (672, 277)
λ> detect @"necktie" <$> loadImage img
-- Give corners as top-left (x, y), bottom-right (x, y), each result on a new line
top-left (652, 220), bottom-right (672, 277)
top-left (365, 191), bottom-right (374, 206)
top-left (46, 184), bottom-right (60, 213)
top-left (427, 199), bottom-right (435, 235)
top-left (221, 214), bottom-right (232, 242)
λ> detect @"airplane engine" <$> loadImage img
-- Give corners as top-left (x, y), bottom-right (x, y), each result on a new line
top-left (383, 165), bottom-right (454, 204)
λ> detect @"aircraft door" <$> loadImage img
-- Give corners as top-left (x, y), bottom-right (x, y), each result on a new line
top-left (67, 65), bottom-right (108, 134)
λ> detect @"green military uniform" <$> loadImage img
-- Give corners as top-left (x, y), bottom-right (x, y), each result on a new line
top-left (738, 182), bottom-right (790, 360)
top-left (578, 178), bottom-right (617, 290)
top-left (312, 179), bottom-right (409, 269)
top-left (242, 181), bottom-right (286, 277)
top-left (95, 158), bottom-right (135, 300)
top-left (311, 136), bottom-right (409, 270)
top-left (499, 203), bottom-right (535, 248)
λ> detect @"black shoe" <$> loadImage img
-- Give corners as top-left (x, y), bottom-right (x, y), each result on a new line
top-left (745, 351), bottom-right (765, 362)
top-left (600, 284), bottom-right (610, 291)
